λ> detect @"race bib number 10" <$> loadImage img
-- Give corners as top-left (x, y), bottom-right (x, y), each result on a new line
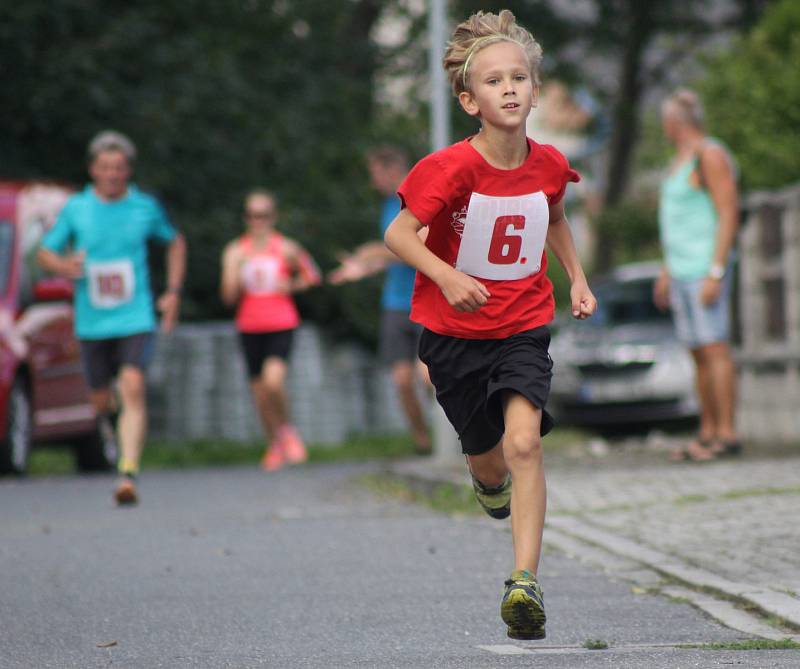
top-left (455, 191), bottom-right (549, 280)
top-left (87, 259), bottom-right (135, 309)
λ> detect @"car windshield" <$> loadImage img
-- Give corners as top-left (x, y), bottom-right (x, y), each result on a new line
top-left (0, 222), bottom-right (12, 295)
top-left (583, 277), bottom-right (670, 328)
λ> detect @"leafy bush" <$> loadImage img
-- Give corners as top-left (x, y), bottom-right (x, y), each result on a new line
top-left (700, 0), bottom-right (800, 190)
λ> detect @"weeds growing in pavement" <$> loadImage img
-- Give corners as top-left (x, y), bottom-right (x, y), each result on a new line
top-left (680, 639), bottom-right (800, 650)
top-left (583, 638), bottom-right (609, 650)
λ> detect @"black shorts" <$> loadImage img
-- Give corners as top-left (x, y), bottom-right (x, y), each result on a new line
top-left (79, 332), bottom-right (156, 390)
top-left (239, 329), bottom-right (294, 379)
top-left (418, 326), bottom-right (554, 456)
top-left (379, 309), bottom-right (423, 365)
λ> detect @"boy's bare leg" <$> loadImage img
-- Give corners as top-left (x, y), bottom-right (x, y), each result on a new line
top-left (501, 392), bottom-right (546, 574)
top-left (468, 392), bottom-right (547, 640)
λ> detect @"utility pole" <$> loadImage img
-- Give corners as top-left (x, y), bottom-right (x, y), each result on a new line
top-left (427, 0), bottom-right (459, 464)
top-left (428, 0), bottom-right (450, 151)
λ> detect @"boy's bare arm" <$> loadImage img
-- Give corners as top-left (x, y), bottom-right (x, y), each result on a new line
top-left (384, 209), bottom-right (489, 313)
top-left (546, 201), bottom-right (596, 319)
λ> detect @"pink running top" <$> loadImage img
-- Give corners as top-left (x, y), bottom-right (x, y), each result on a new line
top-left (235, 232), bottom-right (319, 333)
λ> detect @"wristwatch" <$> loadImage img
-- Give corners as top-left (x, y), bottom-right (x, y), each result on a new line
top-left (708, 263), bottom-right (726, 280)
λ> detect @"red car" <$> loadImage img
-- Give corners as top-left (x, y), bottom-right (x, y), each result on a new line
top-left (0, 181), bottom-right (115, 474)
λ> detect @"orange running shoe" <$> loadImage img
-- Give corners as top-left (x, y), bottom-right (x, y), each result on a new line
top-left (280, 425), bottom-right (307, 465)
top-left (114, 476), bottom-right (138, 506)
top-left (260, 442), bottom-right (285, 471)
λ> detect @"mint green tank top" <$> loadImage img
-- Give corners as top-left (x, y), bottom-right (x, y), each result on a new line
top-left (658, 143), bottom-right (722, 281)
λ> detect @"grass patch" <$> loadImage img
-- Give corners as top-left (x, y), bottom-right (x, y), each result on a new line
top-left (674, 494), bottom-right (710, 505)
top-left (583, 638), bottom-right (609, 650)
top-left (27, 448), bottom-right (75, 476)
top-left (721, 486), bottom-right (800, 500)
top-left (679, 639), bottom-right (800, 650)
top-left (23, 425), bottom-right (587, 478)
top-left (145, 434), bottom-right (418, 469)
top-left (23, 434), bottom-right (420, 477)
top-left (25, 426), bottom-right (588, 478)
top-left (359, 473), bottom-right (481, 516)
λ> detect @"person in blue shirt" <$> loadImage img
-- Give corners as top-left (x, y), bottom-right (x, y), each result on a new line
top-left (329, 146), bottom-right (431, 453)
top-left (38, 130), bottom-right (187, 505)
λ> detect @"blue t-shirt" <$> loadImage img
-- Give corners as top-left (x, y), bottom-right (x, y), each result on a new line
top-left (379, 195), bottom-right (416, 311)
top-left (41, 185), bottom-right (176, 339)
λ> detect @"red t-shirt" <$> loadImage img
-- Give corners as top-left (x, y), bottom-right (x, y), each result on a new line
top-left (235, 232), bottom-right (320, 333)
top-left (398, 137), bottom-right (579, 339)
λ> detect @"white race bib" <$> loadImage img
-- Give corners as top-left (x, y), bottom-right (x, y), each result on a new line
top-left (455, 191), bottom-right (549, 280)
top-left (87, 259), bottom-right (135, 309)
top-left (242, 256), bottom-right (281, 295)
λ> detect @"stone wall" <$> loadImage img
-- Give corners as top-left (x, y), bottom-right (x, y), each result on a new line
top-left (738, 183), bottom-right (800, 443)
top-left (146, 323), bottom-right (413, 445)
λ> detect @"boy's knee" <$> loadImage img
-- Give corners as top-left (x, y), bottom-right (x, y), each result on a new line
top-left (503, 428), bottom-right (541, 463)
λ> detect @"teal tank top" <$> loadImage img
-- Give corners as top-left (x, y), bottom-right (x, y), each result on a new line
top-left (658, 140), bottom-right (727, 281)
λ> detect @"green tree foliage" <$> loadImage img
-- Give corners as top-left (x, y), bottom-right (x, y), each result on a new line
top-left (593, 201), bottom-right (661, 269)
top-left (701, 0), bottom-right (800, 190)
top-left (0, 0), bottom-right (414, 343)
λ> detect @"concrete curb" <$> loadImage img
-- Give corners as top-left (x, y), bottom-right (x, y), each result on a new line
top-left (547, 516), bottom-right (800, 630)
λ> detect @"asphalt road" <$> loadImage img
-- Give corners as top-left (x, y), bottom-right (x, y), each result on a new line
top-left (1, 462), bottom-right (797, 668)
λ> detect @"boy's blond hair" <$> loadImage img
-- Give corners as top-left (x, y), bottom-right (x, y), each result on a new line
top-left (443, 9), bottom-right (543, 97)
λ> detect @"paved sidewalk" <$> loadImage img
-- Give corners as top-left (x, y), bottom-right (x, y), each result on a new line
top-left (393, 436), bottom-right (800, 637)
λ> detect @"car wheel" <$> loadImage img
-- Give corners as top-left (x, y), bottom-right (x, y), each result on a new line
top-left (0, 377), bottom-right (33, 475)
top-left (74, 421), bottom-right (117, 472)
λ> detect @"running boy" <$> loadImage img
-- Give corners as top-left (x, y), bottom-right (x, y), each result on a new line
top-left (384, 10), bottom-right (596, 640)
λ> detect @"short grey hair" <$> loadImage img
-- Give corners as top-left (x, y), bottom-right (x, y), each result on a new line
top-left (662, 88), bottom-right (705, 129)
top-left (87, 130), bottom-right (137, 163)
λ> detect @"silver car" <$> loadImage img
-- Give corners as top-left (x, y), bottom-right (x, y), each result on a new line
top-left (549, 261), bottom-right (698, 427)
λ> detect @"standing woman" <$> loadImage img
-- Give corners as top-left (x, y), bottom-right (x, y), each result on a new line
top-left (654, 89), bottom-right (741, 461)
top-left (221, 190), bottom-right (321, 471)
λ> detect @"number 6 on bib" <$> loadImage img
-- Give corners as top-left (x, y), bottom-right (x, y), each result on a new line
top-left (455, 191), bottom-right (549, 281)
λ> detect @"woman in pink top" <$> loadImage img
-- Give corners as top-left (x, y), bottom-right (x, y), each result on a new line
top-left (220, 189), bottom-right (321, 470)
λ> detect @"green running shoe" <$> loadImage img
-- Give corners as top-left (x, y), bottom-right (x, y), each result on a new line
top-left (501, 569), bottom-right (546, 640)
top-left (471, 474), bottom-right (511, 519)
